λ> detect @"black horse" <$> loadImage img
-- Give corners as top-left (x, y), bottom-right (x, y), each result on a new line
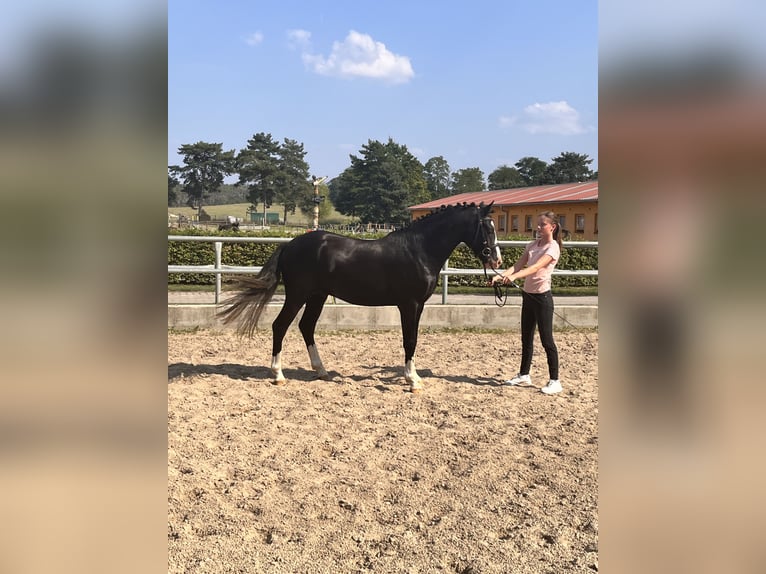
top-left (218, 202), bottom-right (501, 392)
top-left (218, 221), bottom-right (240, 232)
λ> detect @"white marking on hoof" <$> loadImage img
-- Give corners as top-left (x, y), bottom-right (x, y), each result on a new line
top-left (271, 353), bottom-right (285, 385)
top-left (405, 360), bottom-right (423, 393)
top-left (307, 344), bottom-right (330, 380)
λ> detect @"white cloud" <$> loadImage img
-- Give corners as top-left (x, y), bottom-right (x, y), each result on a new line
top-left (300, 30), bottom-right (414, 84)
top-left (498, 115), bottom-right (517, 128)
top-left (244, 31), bottom-right (264, 46)
top-left (287, 29), bottom-right (311, 50)
top-left (518, 101), bottom-right (589, 135)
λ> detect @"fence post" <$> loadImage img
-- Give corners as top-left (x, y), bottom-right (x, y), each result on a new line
top-left (214, 241), bottom-right (222, 304)
top-left (442, 259), bottom-right (449, 304)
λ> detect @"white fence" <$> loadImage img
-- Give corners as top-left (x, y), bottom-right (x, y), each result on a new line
top-left (168, 236), bottom-right (598, 304)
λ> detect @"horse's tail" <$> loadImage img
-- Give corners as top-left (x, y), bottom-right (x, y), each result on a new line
top-left (217, 245), bottom-right (285, 337)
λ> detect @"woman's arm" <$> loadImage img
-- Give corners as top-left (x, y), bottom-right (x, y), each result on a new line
top-left (492, 254), bottom-right (554, 285)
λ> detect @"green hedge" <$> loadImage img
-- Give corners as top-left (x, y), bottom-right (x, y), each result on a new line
top-left (169, 228), bottom-right (290, 285)
top-left (168, 229), bottom-right (598, 287)
top-left (445, 244), bottom-right (598, 288)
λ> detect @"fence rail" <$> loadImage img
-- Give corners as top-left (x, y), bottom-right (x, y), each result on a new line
top-left (168, 236), bottom-right (598, 304)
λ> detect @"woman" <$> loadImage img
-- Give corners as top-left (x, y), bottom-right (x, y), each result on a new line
top-left (491, 211), bottom-right (563, 394)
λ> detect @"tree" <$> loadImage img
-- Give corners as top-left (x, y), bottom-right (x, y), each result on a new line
top-left (350, 139), bottom-right (403, 223)
top-left (488, 165), bottom-right (524, 190)
top-left (392, 141), bottom-right (430, 208)
top-left (450, 167), bottom-right (485, 194)
top-left (168, 173), bottom-right (180, 206)
top-left (169, 142), bottom-right (236, 218)
top-left (275, 138), bottom-right (311, 225)
top-left (515, 156), bottom-right (548, 187)
top-left (423, 156), bottom-right (451, 199)
top-left (333, 138), bottom-right (428, 224)
top-left (544, 151), bottom-right (594, 184)
top-left (328, 167), bottom-right (361, 218)
top-left (237, 132), bottom-right (281, 223)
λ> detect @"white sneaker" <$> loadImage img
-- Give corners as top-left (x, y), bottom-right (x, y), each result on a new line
top-left (504, 373), bottom-right (531, 386)
top-left (540, 379), bottom-right (562, 394)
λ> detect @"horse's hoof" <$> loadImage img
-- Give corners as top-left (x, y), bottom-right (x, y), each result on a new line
top-left (318, 374), bottom-right (332, 381)
top-left (409, 386), bottom-right (424, 394)
top-left (272, 379), bottom-right (286, 386)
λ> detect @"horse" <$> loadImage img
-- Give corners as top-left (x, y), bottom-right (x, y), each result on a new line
top-left (218, 221), bottom-right (240, 232)
top-left (218, 201), bottom-right (502, 392)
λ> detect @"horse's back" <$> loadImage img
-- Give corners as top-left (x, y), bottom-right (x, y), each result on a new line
top-left (279, 231), bottom-right (429, 304)
top-left (282, 231), bottom-right (392, 263)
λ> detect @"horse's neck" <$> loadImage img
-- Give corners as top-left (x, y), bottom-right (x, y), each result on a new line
top-left (412, 215), bottom-right (471, 268)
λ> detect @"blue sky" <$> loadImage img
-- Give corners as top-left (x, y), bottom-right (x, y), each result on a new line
top-left (169, 0), bottom-right (598, 183)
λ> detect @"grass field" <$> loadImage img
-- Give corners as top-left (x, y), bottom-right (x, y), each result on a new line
top-left (168, 203), bottom-right (353, 227)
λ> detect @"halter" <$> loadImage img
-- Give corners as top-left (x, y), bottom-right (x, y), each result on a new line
top-left (472, 212), bottom-right (507, 299)
top-left (474, 213), bottom-right (500, 264)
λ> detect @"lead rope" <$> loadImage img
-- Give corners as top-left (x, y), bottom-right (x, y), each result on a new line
top-left (485, 266), bottom-right (509, 307)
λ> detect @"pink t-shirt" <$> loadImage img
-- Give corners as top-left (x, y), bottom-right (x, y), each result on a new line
top-left (521, 239), bottom-right (560, 294)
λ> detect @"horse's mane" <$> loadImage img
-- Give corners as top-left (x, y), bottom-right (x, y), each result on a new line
top-left (393, 202), bottom-right (482, 235)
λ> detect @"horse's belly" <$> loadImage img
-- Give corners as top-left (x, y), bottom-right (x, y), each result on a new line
top-left (331, 288), bottom-right (398, 307)
top-left (330, 282), bottom-right (432, 307)
top-left (322, 264), bottom-right (433, 306)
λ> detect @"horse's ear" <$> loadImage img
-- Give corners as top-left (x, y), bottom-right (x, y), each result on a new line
top-left (480, 201), bottom-right (494, 216)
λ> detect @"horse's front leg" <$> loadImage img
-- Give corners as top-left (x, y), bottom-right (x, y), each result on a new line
top-left (399, 302), bottom-right (425, 393)
top-left (404, 359), bottom-right (422, 392)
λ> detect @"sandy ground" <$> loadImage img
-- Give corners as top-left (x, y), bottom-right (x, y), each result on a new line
top-left (168, 328), bottom-right (598, 573)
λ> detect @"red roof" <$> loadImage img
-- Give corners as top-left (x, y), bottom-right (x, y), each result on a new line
top-left (408, 181), bottom-right (598, 210)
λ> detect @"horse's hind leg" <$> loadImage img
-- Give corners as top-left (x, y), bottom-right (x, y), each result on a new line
top-left (299, 294), bottom-right (330, 380)
top-left (271, 300), bottom-right (304, 384)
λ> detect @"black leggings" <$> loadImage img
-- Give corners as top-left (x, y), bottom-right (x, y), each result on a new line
top-left (520, 290), bottom-right (559, 380)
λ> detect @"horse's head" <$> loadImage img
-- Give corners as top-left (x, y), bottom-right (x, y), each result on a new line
top-left (468, 202), bottom-right (502, 269)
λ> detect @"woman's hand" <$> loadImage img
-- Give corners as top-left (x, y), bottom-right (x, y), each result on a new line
top-left (491, 273), bottom-right (514, 286)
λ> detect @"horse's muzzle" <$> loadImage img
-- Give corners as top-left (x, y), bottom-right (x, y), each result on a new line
top-left (484, 257), bottom-right (502, 270)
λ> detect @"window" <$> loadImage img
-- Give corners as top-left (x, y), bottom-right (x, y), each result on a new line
top-left (525, 215), bottom-right (533, 231)
top-left (497, 214), bottom-right (507, 233)
top-left (575, 214), bottom-right (585, 233)
top-left (594, 213), bottom-right (598, 234)
top-left (558, 215), bottom-right (567, 232)
top-left (511, 215), bottom-right (519, 232)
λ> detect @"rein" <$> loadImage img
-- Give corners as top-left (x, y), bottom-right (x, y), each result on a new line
top-left (482, 265), bottom-right (509, 307)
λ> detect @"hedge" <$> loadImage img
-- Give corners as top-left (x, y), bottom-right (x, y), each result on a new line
top-left (168, 229), bottom-right (598, 287)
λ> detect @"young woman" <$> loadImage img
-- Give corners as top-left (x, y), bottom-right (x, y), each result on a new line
top-left (491, 211), bottom-right (563, 394)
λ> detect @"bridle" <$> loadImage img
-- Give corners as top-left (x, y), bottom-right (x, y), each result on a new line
top-left (471, 213), bottom-right (506, 298)
top-left (474, 214), bottom-right (500, 266)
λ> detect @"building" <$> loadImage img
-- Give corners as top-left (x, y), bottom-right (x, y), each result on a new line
top-left (408, 181), bottom-right (598, 240)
